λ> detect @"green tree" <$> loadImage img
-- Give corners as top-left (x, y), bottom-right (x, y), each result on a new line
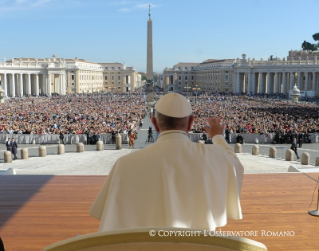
top-left (301, 40), bottom-right (317, 51)
top-left (313, 33), bottom-right (319, 41)
top-left (138, 72), bottom-right (147, 81)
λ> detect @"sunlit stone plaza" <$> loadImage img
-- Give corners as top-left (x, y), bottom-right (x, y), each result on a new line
top-left (1, 1), bottom-right (319, 251)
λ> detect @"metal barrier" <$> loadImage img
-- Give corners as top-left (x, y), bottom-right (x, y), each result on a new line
top-left (188, 133), bottom-right (319, 144)
top-left (0, 133), bottom-right (129, 144)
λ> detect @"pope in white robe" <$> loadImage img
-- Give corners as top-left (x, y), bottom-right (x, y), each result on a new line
top-left (89, 93), bottom-right (244, 232)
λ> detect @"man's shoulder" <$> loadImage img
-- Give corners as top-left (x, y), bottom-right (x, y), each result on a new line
top-left (117, 145), bottom-right (157, 163)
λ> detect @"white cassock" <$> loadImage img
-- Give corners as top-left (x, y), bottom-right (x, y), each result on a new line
top-left (89, 130), bottom-right (244, 232)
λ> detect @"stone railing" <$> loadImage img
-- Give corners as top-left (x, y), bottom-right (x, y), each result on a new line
top-left (0, 62), bottom-right (65, 68)
top-left (235, 59), bottom-right (317, 67)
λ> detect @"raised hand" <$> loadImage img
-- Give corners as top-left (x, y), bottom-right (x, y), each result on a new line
top-left (203, 116), bottom-right (225, 139)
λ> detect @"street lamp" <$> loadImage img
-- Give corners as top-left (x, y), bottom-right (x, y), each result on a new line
top-left (194, 84), bottom-right (201, 104)
top-left (195, 84), bottom-right (198, 104)
top-left (184, 83), bottom-right (191, 101)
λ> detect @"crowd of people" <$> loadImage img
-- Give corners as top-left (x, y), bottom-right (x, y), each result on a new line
top-left (1, 93), bottom-right (319, 143)
top-left (0, 93), bottom-right (147, 138)
top-left (188, 94), bottom-right (319, 137)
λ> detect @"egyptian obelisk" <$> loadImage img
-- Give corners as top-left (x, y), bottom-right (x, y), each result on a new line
top-left (146, 4), bottom-right (154, 103)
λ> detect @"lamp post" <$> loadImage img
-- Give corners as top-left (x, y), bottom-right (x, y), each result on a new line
top-left (195, 84), bottom-right (198, 104)
top-left (184, 84), bottom-right (191, 101)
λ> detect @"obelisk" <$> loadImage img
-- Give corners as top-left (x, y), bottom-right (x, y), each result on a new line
top-left (146, 4), bottom-right (154, 103)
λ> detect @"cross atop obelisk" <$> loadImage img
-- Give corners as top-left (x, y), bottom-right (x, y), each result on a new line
top-left (148, 3), bottom-right (151, 18)
top-left (146, 3), bottom-right (154, 103)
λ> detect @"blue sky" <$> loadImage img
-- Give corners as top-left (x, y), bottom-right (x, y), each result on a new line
top-left (0, 0), bottom-right (319, 72)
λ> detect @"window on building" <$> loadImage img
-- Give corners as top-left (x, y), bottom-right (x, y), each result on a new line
top-left (118, 76), bottom-right (121, 80)
top-left (185, 76), bottom-right (188, 80)
top-left (179, 82), bottom-right (181, 85)
top-left (71, 75), bottom-right (74, 80)
top-left (225, 83), bottom-right (229, 86)
top-left (118, 87), bottom-right (121, 89)
top-left (72, 83), bottom-right (75, 86)
top-left (118, 82), bottom-right (121, 85)
top-left (179, 76), bottom-right (181, 80)
top-left (105, 76), bottom-right (107, 80)
top-left (112, 82), bottom-right (114, 85)
top-left (112, 76), bottom-right (114, 80)
top-left (191, 76), bottom-right (194, 80)
top-left (225, 74), bottom-right (229, 81)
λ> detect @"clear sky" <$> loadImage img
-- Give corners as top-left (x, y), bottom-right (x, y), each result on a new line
top-left (1, 0), bottom-right (319, 72)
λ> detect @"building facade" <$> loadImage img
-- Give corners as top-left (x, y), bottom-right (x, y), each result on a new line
top-left (100, 63), bottom-right (138, 93)
top-left (234, 53), bottom-right (319, 97)
top-left (0, 55), bottom-right (139, 97)
top-left (163, 60), bottom-right (235, 94)
top-left (163, 51), bottom-right (319, 97)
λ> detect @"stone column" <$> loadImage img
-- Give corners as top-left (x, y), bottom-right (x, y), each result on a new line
top-left (232, 72), bottom-right (236, 93)
top-left (305, 72), bottom-right (308, 91)
top-left (27, 73), bottom-right (31, 95)
top-left (266, 72), bottom-right (271, 93)
top-left (282, 72), bottom-right (287, 94)
top-left (274, 72), bottom-right (279, 94)
top-left (297, 72), bottom-right (301, 89)
top-left (313, 72), bottom-right (316, 92)
top-left (36, 74), bottom-right (39, 96)
top-left (247, 72), bottom-right (252, 94)
top-left (257, 73), bottom-right (261, 93)
top-left (48, 73), bottom-right (52, 95)
top-left (3, 73), bottom-right (7, 96)
top-left (260, 73), bottom-right (264, 93)
top-left (59, 74), bottom-right (63, 94)
top-left (12, 74), bottom-right (16, 98)
top-left (290, 72), bottom-right (294, 90)
top-left (165, 75), bottom-right (169, 91)
top-left (174, 73), bottom-right (177, 89)
top-left (251, 72), bottom-right (256, 94)
top-left (127, 75), bottom-right (131, 92)
top-left (19, 73), bottom-right (23, 96)
top-left (64, 73), bottom-right (67, 95)
top-left (236, 72), bottom-right (240, 93)
top-left (43, 73), bottom-right (47, 94)
top-left (257, 72), bottom-right (261, 94)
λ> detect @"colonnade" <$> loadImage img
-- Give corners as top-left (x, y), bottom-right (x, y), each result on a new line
top-left (0, 72), bottom-right (66, 97)
top-left (235, 71), bottom-right (319, 95)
